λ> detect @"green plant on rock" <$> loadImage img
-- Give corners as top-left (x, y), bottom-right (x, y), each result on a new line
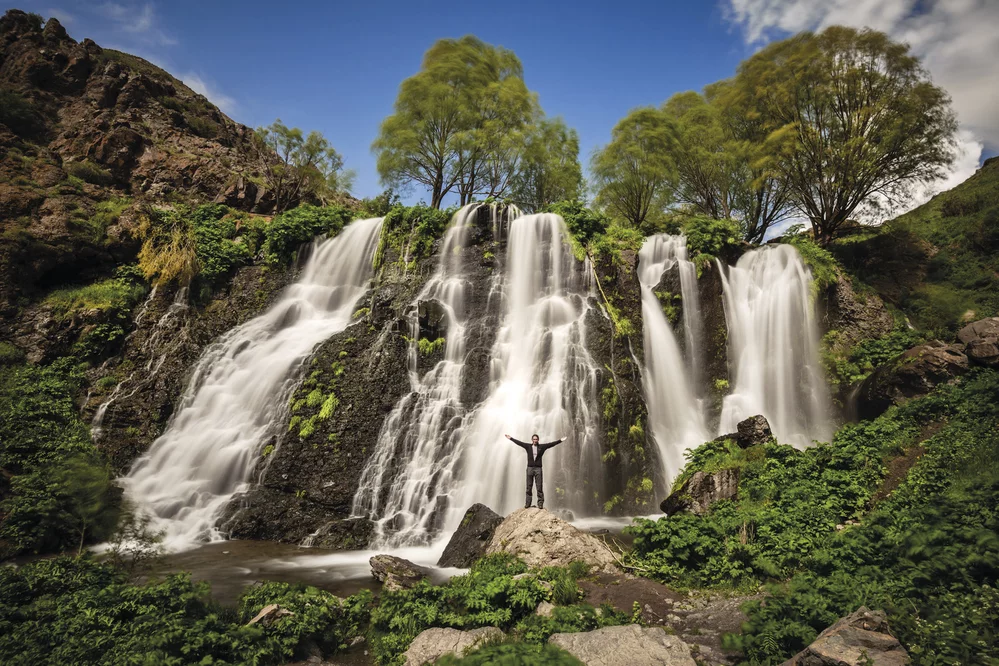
top-left (418, 337), bottom-right (446, 356)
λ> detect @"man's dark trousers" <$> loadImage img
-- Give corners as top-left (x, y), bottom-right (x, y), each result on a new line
top-left (526, 467), bottom-right (544, 509)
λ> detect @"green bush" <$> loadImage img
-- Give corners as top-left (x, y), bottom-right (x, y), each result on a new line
top-left (822, 327), bottom-right (927, 391)
top-left (44, 277), bottom-right (147, 322)
top-left (65, 160), bottom-right (114, 186)
top-left (186, 115), bottom-right (221, 139)
top-left (782, 232), bottom-right (840, 292)
top-left (0, 360), bottom-right (120, 557)
top-left (373, 204), bottom-right (452, 271)
top-left (369, 553), bottom-right (627, 665)
top-left (0, 341), bottom-right (25, 365)
top-left (436, 641), bottom-right (585, 665)
top-left (263, 204), bottom-right (355, 264)
top-left (545, 200), bottom-right (609, 247)
top-left (0, 557), bottom-right (372, 665)
top-left (0, 88), bottom-right (44, 136)
top-left (680, 215), bottom-right (741, 270)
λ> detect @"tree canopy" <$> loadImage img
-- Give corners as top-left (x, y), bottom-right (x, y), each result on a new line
top-left (256, 120), bottom-right (354, 213)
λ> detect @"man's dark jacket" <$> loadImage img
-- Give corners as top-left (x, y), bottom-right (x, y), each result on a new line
top-left (510, 438), bottom-right (563, 467)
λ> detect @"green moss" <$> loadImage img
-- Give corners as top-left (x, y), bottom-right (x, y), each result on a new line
top-left (418, 337), bottom-right (446, 356)
top-left (65, 160), bottom-right (113, 186)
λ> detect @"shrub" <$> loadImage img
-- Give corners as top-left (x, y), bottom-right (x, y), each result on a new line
top-left (186, 115), bottom-right (221, 139)
top-left (783, 232), bottom-right (839, 291)
top-left (545, 200), bottom-right (610, 247)
top-left (0, 557), bottom-right (373, 665)
top-left (0, 88), bottom-right (44, 136)
top-left (0, 341), bottom-right (25, 365)
top-left (44, 276), bottom-right (146, 322)
top-left (65, 160), bottom-right (114, 186)
top-left (373, 204), bottom-right (452, 271)
top-left (680, 215), bottom-right (741, 269)
top-left (263, 204), bottom-right (355, 264)
top-left (0, 360), bottom-right (120, 557)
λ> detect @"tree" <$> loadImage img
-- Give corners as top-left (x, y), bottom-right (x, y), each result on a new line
top-left (733, 26), bottom-right (957, 245)
top-left (592, 107), bottom-right (676, 228)
top-left (373, 36), bottom-right (536, 208)
top-left (256, 120), bottom-right (351, 213)
top-left (510, 117), bottom-right (583, 211)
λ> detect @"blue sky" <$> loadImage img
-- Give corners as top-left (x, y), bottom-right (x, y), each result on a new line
top-left (10, 0), bottom-right (996, 205)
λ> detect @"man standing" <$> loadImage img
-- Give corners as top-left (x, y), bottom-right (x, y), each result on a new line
top-left (504, 433), bottom-right (566, 510)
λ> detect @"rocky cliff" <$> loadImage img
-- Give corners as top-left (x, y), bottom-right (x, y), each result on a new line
top-left (0, 9), bottom-right (273, 318)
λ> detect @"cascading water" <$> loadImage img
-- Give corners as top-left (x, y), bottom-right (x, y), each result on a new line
top-left (637, 235), bottom-right (709, 484)
top-left (354, 211), bottom-right (601, 547)
top-left (91, 286), bottom-right (190, 439)
top-left (449, 213), bottom-right (602, 524)
top-left (352, 204), bottom-right (490, 546)
top-left (123, 217), bottom-right (384, 551)
top-left (718, 244), bottom-right (831, 447)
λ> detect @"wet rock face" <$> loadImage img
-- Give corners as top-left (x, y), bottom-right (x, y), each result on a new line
top-left (957, 317), bottom-right (999, 368)
top-left (549, 625), bottom-right (697, 666)
top-left (485, 508), bottom-right (619, 572)
top-left (437, 503), bottom-right (504, 568)
top-left (857, 341), bottom-right (969, 420)
top-left (660, 468), bottom-right (740, 517)
top-left (782, 606), bottom-right (908, 666)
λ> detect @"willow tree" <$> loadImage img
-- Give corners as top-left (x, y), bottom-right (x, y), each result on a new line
top-left (510, 117), bottom-right (583, 211)
top-left (592, 107), bottom-right (676, 228)
top-left (373, 36), bottom-right (536, 208)
top-left (734, 26), bottom-right (957, 244)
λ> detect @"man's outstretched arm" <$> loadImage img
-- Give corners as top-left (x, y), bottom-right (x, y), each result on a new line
top-left (505, 434), bottom-right (528, 448)
top-left (541, 435), bottom-right (568, 449)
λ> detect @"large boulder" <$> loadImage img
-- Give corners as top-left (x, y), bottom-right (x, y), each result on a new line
top-left (713, 414), bottom-right (774, 449)
top-left (549, 625), bottom-right (697, 666)
top-left (485, 508), bottom-right (618, 572)
top-left (660, 468), bottom-right (739, 517)
top-left (781, 607), bottom-right (908, 666)
top-left (437, 503), bottom-right (504, 568)
top-left (856, 341), bottom-right (968, 420)
top-left (957, 317), bottom-right (999, 368)
top-left (402, 627), bottom-right (504, 666)
top-left (369, 555), bottom-right (431, 592)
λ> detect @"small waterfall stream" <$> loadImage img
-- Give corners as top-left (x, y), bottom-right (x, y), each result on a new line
top-left (718, 244), bottom-right (831, 447)
top-left (123, 217), bottom-right (384, 551)
top-left (637, 235), bottom-right (709, 484)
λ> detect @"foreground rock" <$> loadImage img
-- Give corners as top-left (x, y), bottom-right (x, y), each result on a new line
top-left (485, 508), bottom-right (619, 572)
top-left (958, 317), bottom-right (999, 367)
top-left (369, 555), bottom-right (431, 592)
top-left (437, 503), bottom-right (504, 568)
top-left (782, 607), bottom-right (908, 666)
top-left (660, 468), bottom-right (739, 517)
top-left (550, 625), bottom-right (697, 666)
top-left (713, 414), bottom-right (774, 449)
top-left (402, 627), bottom-right (504, 666)
top-left (857, 341), bottom-right (968, 420)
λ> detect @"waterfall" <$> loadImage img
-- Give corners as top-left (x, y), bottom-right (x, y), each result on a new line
top-left (91, 285), bottom-right (190, 439)
top-left (354, 212), bottom-right (601, 546)
top-left (637, 235), bottom-right (709, 484)
top-left (122, 217), bottom-right (384, 551)
top-left (450, 213), bottom-right (602, 524)
top-left (718, 244), bottom-right (831, 447)
top-left (352, 204), bottom-right (490, 546)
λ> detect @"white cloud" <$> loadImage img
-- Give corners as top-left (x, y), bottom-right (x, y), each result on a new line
top-left (96, 2), bottom-right (176, 45)
top-left (180, 72), bottom-right (238, 116)
top-left (721, 0), bottom-right (995, 208)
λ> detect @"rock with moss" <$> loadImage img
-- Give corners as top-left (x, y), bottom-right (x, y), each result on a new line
top-left (660, 468), bottom-right (739, 517)
top-left (781, 607), bottom-right (908, 666)
top-left (957, 316), bottom-right (999, 368)
top-left (485, 508), bottom-right (619, 572)
top-left (403, 627), bottom-right (506, 666)
top-left (856, 341), bottom-right (968, 420)
top-left (549, 624), bottom-right (696, 666)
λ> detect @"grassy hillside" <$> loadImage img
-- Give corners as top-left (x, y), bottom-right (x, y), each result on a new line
top-left (832, 157), bottom-right (999, 334)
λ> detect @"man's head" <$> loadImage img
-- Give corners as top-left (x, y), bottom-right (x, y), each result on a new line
top-left (532, 434), bottom-right (539, 444)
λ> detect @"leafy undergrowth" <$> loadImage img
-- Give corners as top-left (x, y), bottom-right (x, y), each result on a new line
top-left (370, 554), bottom-right (628, 665)
top-left (626, 369), bottom-right (999, 664)
top-left (832, 157), bottom-right (999, 335)
top-left (0, 553), bottom-right (627, 666)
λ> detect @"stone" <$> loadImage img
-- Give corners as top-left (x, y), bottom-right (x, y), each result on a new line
top-left (857, 341), bottom-right (969, 420)
top-left (957, 317), bottom-right (999, 368)
top-left (485, 508), bottom-right (619, 572)
top-left (713, 414), bottom-right (773, 449)
top-left (402, 627), bottom-right (504, 666)
top-left (781, 606), bottom-right (908, 666)
top-left (437, 503), bottom-right (504, 568)
top-left (549, 624), bottom-right (697, 666)
top-left (245, 603), bottom-right (294, 627)
top-left (535, 601), bottom-right (556, 617)
top-left (660, 468), bottom-right (739, 517)
top-left (369, 554), bottom-right (431, 592)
